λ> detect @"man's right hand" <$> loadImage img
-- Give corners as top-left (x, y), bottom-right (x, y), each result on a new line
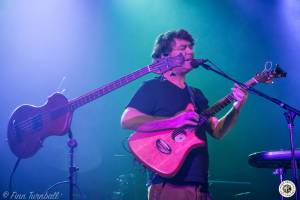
top-left (171, 111), bottom-right (200, 128)
top-left (121, 107), bottom-right (200, 132)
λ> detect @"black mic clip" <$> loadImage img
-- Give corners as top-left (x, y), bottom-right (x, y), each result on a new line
top-left (191, 59), bottom-right (209, 68)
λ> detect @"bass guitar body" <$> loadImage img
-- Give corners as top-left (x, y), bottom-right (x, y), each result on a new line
top-left (6, 55), bottom-right (185, 158)
top-left (7, 93), bottom-right (73, 158)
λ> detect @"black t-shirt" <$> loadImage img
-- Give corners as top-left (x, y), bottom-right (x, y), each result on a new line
top-left (127, 77), bottom-right (211, 185)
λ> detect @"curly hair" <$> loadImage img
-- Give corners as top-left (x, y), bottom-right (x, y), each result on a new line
top-left (151, 29), bottom-right (194, 60)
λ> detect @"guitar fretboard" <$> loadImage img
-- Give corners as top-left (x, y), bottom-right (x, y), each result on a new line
top-left (68, 67), bottom-right (151, 111)
top-left (65, 54), bottom-right (184, 111)
top-left (201, 78), bottom-right (257, 117)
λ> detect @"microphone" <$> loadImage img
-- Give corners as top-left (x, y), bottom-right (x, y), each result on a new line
top-left (191, 58), bottom-right (209, 68)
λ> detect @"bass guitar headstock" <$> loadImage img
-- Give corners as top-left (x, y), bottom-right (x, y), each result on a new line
top-left (149, 54), bottom-right (184, 74)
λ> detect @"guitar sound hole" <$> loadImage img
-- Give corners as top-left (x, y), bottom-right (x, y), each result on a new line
top-left (156, 139), bottom-right (172, 154)
top-left (172, 128), bottom-right (187, 142)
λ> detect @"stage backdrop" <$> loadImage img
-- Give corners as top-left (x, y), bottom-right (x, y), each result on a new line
top-left (0, 0), bottom-right (299, 199)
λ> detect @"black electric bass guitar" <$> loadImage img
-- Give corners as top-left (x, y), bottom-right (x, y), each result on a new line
top-left (7, 54), bottom-right (184, 158)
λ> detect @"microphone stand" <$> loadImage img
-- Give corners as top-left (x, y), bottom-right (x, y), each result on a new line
top-left (47, 129), bottom-right (82, 200)
top-left (197, 61), bottom-right (299, 200)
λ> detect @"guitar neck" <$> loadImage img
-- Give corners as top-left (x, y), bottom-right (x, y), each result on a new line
top-left (68, 66), bottom-right (151, 111)
top-left (201, 77), bottom-right (258, 116)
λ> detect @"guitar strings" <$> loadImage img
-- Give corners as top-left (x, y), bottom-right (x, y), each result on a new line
top-left (12, 55), bottom-right (185, 129)
top-left (12, 62), bottom-right (169, 131)
top-left (13, 68), bottom-right (272, 132)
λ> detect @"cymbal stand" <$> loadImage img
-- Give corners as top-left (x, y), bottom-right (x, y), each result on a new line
top-left (284, 111), bottom-right (299, 200)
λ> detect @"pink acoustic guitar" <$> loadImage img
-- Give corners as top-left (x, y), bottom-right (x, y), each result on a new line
top-left (128, 66), bottom-right (286, 177)
top-left (7, 54), bottom-right (184, 158)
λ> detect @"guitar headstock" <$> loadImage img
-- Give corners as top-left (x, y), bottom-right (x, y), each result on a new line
top-left (149, 54), bottom-right (184, 74)
top-left (254, 62), bottom-right (287, 84)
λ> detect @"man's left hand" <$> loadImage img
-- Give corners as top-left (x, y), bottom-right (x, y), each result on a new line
top-left (232, 83), bottom-right (248, 110)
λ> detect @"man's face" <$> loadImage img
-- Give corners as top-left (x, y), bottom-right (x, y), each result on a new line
top-left (168, 38), bottom-right (194, 74)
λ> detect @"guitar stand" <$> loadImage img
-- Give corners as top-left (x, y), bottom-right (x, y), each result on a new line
top-left (47, 129), bottom-right (83, 200)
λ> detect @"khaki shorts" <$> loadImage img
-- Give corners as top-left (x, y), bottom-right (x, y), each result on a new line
top-left (148, 182), bottom-right (213, 200)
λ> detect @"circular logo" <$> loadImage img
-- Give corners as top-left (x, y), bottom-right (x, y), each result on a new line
top-left (279, 180), bottom-right (296, 198)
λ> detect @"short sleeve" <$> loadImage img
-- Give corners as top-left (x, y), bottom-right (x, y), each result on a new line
top-left (127, 81), bottom-right (157, 115)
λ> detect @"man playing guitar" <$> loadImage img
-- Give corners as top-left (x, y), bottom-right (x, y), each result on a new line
top-left (121, 29), bottom-right (248, 200)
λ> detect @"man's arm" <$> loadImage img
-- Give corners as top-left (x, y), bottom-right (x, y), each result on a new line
top-left (121, 107), bottom-right (200, 132)
top-left (208, 84), bottom-right (248, 139)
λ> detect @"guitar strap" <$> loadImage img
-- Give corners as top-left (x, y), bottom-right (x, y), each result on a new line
top-left (187, 86), bottom-right (198, 112)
